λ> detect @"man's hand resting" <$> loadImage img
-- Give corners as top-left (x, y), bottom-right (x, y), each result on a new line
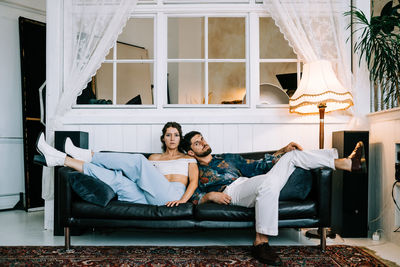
top-left (274, 142), bottom-right (303, 159)
top-left (283, 142), bottom-right (303, 153)
top-left (201, 192), bottom-right (231, 205)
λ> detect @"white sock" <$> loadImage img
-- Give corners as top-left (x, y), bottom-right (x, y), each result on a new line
top-left (65, 138), bottom-right (92, 162)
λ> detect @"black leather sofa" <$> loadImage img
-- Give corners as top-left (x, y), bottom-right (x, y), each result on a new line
top-left (54, 151), bottom-right (333, 251)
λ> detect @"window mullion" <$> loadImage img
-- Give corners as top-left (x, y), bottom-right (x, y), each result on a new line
top-left (245, 13), bottom-right (249, 107)
top-left (205, 16), bottom-right (209, 105)
top-left (249, 12), bottom-right (259, 108)
top-left (156, 11), bottom-right (166, 108)
top-left (113, 42), bottom-right (117, 105)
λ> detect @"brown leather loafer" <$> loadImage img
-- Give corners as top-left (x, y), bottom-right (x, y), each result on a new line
top-left (251, 242), bottom-right (282, 266)
top-left (348, 141), bottom-right (367, 173)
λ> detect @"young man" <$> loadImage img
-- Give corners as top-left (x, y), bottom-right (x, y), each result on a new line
top-left (182, 131), bottom-right (365, 266)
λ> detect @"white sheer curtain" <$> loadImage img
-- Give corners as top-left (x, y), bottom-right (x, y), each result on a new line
top-left (59, 0), bottom-right (138, 116)
top-left (264, 0), bottom-right (369, 128)
top-left (42, 0), bottom-right (138, 229)
top-left (264, 0), bottom-right (352, 93)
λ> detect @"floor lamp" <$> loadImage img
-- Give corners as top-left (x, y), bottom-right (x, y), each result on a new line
top-left (289, 60), bottom-right (354, 240)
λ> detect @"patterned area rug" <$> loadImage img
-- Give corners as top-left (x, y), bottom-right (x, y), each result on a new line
top-left (0, 245), bottom-right (388, 266)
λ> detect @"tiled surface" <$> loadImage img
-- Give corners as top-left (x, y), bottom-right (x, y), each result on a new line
top-left (0, 210), bottom-right (399, 265)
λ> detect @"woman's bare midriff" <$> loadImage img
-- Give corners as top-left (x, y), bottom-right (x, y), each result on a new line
top-left (164, 174), bottom-right (188, 186)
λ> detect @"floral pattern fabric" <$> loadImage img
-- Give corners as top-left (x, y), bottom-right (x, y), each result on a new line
top-left (190, 153), bottom-right (277, 204)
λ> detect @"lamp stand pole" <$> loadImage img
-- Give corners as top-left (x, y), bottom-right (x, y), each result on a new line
top-left (305, 102), bottom-right (336, 243)
top-left (319, 103), bottom-right (326, 149)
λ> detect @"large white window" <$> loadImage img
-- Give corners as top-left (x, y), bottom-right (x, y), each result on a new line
top-left (75, 2), bottom-right (300, 108)
top-left (167, 16), bottom-right (247, 105)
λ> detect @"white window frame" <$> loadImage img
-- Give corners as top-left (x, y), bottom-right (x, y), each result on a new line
top-left (72, 1), bottom-right (299, 110)
top-left (165, 14), bottom-right (249, 107)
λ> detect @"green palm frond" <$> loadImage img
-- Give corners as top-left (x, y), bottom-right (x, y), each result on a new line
top-left (345, 2), bottom-right (400, 105)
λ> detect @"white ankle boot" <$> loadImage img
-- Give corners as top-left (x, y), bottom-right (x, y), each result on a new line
top-left (36, 133), bottom-right (66, 167)
top-left (64, 137), bottom-right (92, 162)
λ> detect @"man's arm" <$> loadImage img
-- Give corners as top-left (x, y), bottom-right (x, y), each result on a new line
top-left (273, 142), bottom-right (303, 158)
top-left (200, 192), bottom-right (231, 205)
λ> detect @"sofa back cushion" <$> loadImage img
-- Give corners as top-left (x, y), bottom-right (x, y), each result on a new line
top-left (279, 168), bottom-right (313, 200)
top-left (69, 171), bottom-right (116, 207)
top-left (239, 152), bottom-right (313, 201)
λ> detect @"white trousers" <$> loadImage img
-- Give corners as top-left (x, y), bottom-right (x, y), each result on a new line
top-left (223, 149), bottom-right (338, 236)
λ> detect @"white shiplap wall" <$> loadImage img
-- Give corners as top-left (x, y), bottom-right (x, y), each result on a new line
top-left (60, 120), bottom-right (350, 154)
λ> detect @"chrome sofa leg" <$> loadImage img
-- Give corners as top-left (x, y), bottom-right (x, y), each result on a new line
top-left (64, 227), bottom-right (71, 250)
top-left (319, 227), bottom-right (326, 252)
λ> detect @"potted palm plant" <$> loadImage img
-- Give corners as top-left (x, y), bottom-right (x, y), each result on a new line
top-left (345, 1), bottom-right (400, 107)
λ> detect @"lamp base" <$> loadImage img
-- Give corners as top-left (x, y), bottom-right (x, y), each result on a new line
top-left (305, 228), bottom-right (336, 239)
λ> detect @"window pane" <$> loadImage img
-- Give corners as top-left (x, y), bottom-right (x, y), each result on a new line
top-left (209, 62), bottom-right (246, 104)
top-left (168, 62), bottom-right (204, 104)
top-left (94, 63), bottom-right (114, 104)
top-left (116, 63), bottom-right (153, 104)
top-left (117, 18), bottom-right (154, 59)
top-left (259, 62), bottom-right (297, 103)
top-left (168, 17), bottom-right (204, 59)
top-left (259, 17), bottom-right (296, 59)
top-left (105, 47), bottom-right (113, 60)
top-left (208, 17), bottom-right (245, 59)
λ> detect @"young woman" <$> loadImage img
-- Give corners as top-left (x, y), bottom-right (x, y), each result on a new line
top-left (36, 122), bottom-right (198, 207)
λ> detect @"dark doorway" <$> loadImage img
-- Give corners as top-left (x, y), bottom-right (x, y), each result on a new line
top-left (19, 17), bottom-right (46, 210)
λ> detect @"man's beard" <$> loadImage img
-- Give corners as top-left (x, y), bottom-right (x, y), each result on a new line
top-left (195, 147), bottom-right (212, 157)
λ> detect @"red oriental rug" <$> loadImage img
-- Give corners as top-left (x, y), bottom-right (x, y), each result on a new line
top-left (0, 245), bottom-right (391, 266)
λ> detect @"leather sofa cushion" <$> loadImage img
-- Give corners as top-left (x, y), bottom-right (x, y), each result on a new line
top-left (195, 201), bottom-right (317, 221)
top-left (72, 200), bottom-right (194, 220)
top-left (279, 168), bottom-right (313, 201)
top-left (69, 171), bottom-right (116, 207)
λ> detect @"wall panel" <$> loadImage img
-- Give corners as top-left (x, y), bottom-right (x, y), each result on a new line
top-left (136, 125), bottom-right (153, 153)
top-left (207, 124), bottom-right (224, 153)
top-left (66, 122), bottom-right (349, 154)
top-left (108, 125), bottom-right (123, 152)
top-left (122, 125), bottom-right (137, 152)
top-left (223, 125), bottom-right (239, 153)
top-left (238, 124), bottom-right (253, 152)
top-left (151, 124), bottom-right (164, 152)
top-left (368, 109), bottom-right (400, 246)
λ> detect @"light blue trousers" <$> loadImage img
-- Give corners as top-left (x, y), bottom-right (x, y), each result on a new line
top-left (83, 153), bottom-right (186, 205)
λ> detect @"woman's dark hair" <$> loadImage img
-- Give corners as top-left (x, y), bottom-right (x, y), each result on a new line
top-left (160, 122), bottom-right (184, 152)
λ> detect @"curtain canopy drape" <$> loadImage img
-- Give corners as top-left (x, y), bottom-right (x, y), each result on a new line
top-left (42, 0), bottom-right (138, 202)
top-left (60, 0), bottom-right (138, 116)
top-left (264, 0), bottom-right (352, 90)
top-left (264, 0), bottom-right (369, 128)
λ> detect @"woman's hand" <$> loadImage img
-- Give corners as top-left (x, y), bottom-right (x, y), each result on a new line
top-left (166, 199), bottom-right (186, 207)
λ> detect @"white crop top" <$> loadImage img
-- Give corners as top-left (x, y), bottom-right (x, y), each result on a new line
top-left (150, 158), bottom-right (197, 176)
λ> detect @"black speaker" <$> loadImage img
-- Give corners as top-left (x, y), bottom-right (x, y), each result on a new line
top-left (331, 131), bottom-right (369, 237)
top-left (53, 131), bottom-right (88, 236)
top-left (395, 163), bottom-right (400, 182)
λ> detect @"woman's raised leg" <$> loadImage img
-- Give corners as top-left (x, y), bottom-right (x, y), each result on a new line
top-left (90, 153), bottom-right (185, 205)
top-left (83, 162), bottom-right (148, 204)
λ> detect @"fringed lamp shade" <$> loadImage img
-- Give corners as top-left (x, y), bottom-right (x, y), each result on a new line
top-left (289, 60), bottom-right (353, 114)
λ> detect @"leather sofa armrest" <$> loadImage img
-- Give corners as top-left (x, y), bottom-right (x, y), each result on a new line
top-left (55, 167), bottom-right (74, 231)
top-left (311, 168), bottom-right (332, 226)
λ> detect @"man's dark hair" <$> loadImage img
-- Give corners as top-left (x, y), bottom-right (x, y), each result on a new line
top-left (160, 122), bottom-right (184, 152)
top-left (182, 131), bottom-right (201, 153)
